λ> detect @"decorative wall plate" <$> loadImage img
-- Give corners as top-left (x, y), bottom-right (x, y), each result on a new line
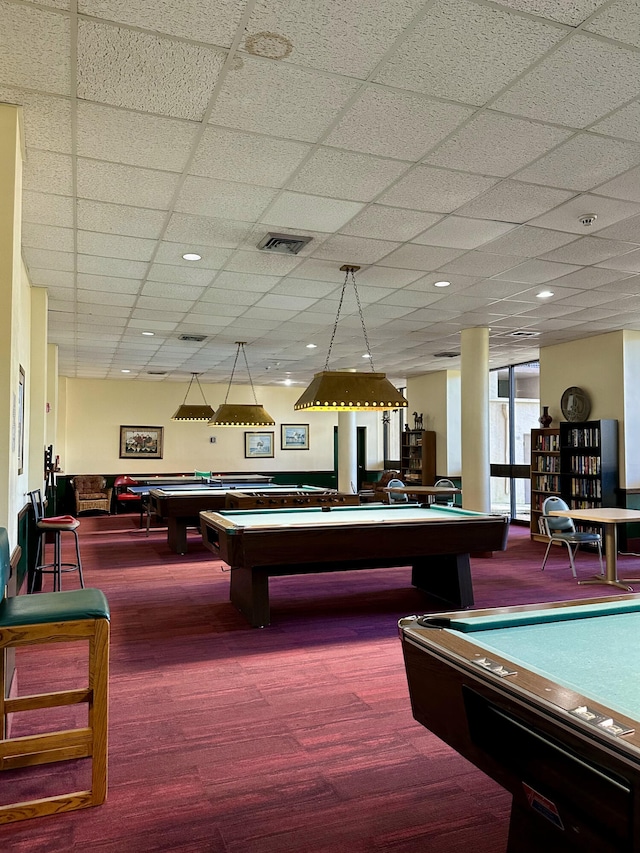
top-left (560, 386), bottom-right (591, 423)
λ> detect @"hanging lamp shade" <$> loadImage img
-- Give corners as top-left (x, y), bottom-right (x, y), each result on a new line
top-left (208, 342), bottom-right (275, 427)
top-left (294, 265), bottom-right (408, 413)
top-left (171, 373), bottom-right (215, 421)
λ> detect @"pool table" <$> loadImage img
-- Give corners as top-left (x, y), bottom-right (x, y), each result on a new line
top-left (147, 484), bottom-right (345, 554)
top-left (399, 595), bottom-right (640, 853)
top-left (200, 503), bottom-right (509, 627)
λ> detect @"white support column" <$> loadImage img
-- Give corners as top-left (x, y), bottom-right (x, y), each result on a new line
top-left (29, 287), bottom-right (48, 492)
top-left (461, 327), bottom-right (490, 512)
top-left (337, 411), bottom-right (357, 494)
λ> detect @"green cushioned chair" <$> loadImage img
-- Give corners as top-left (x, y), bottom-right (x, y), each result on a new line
top-left (0, 526), bottom-right (110, 824)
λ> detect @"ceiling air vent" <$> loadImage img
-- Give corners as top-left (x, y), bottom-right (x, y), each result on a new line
top-left (178, 334), bottom-right (207, 342)
top-left (257, 232), bottom-right (312, 254)
top-left (147, 370), bottom-right (167, 375)
top-left (433, 351), bottom-right (460, 358)
top-left (509, 330), bottom-right (540, 338)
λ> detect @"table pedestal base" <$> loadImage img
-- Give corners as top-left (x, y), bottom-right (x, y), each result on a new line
top-left (578, 575), bottom-right (633, 591)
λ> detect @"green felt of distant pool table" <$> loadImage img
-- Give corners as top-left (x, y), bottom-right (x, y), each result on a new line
top-left (200, 503), bottom-right (509, 627)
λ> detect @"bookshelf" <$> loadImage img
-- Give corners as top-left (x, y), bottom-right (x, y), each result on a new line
top-left (401, 430), bottom-right (436, 486)
top-left (530, 427), bottom-right (561, 541)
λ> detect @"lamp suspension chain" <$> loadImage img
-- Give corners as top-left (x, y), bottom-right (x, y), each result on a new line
top-left (324, 265), bottom-right (375, 372)
top-left (223, 342), bottom-right (259, 405)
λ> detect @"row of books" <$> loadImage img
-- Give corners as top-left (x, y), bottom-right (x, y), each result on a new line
top-left (534, 434), bottom-right (560, 452)
top-left (567, 456), bottom-right (601, 475)
top-left (534, 457), bottom-right (560, 473)
top-left (563, 427), bottom-right (600, 447)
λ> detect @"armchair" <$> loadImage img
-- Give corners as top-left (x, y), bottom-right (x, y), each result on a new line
top-left (72, 475), bottom-right (113, 515)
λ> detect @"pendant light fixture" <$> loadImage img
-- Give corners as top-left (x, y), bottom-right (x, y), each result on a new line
top-left (208, 342), bottom-right (275, 427)
top-left (171, 372), bottom-right (215, 421)
top-left (294, 265), bottom-right (408, 412)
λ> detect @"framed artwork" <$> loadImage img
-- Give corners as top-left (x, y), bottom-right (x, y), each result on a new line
top-left (244, 431), bottom-right (274, 459)
top-left (17, 365), bottom-right (25, 474)
top-left (281, 423), bottom-right (309, 450)
top-left (119, 425), bottom-right (164, 459)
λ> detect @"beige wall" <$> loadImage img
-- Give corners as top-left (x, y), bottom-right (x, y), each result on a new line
top-left (406, 370), bottom-right (461, 477)
top-left (58, 378), bottom-right (385, 475)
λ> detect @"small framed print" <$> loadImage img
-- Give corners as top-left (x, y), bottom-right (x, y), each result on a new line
top-left (281, 423), bottom-right (309, 450)
top-left (244, 431), bottom-right (274, 459)
top-left (119, 425), bottom-right (164, 459)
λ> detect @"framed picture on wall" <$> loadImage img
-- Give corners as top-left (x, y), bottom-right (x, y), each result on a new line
top-left (244, 431), bottom-right (274, 459)
top-left (119, 425), bottom-right (164, 459)
top-left (281, 423), bottom-right (309, 450)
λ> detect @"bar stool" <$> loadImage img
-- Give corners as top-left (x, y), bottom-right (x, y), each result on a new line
top-left (28, 490), bottom-right (84, 593)
top-left (0, 525), bottom-right (110, 824)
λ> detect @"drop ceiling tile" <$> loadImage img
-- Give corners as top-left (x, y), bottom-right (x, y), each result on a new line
top-left (270, 278), bottom-right (339, 298)
top-left (552, 289), bottom-right (631, 308)
top-left (407, 272), bottom-right (480, 292)
top-left (76, 102), bottom-right (198, 171)
top-left (147, 263), bottom-right (214, 287)
top-left (590, 101), bottom-right (640, 143)
top-left (594, 164), bottom-right (640, 203)
top-left (23, 248), bottom-right (74, 272)
top-left (377, 244), bottom-right (464, 270)
top-left (439, 251), bottom-right (521, 277)
top-left (29, 269), bottom-right (75, 288)
top-left (241, 306), bottom-right (299, 322)
top-left (490, 0), bottom-right (608, 27)
top-left (492, 259), bottom-right (582, 282)
top-left (586, 0), bottom-right (640, 48)
top-left (213, 271), bottom-right (282, 293)
top-left (22, 191), bottom-right (74, 228)
top-left (77, 289), bottom-right (136, 308)
top-left (0, 2), bottom-right (70, 94)
top-left (191, 127), bottom-right (311, 187)
top-left (374, 0), bottom-right (564, 104)
top-left (165, 213), bottom-right (253, 249)
top-left (77, 274), bottom-right (141, 294)
top-left (255, 294), bottom-right (319, 312)
top-left (0, 87), bottom-right (71, 154)
top-left (175, 176), bottom-right (277, 221)
top-left (312, 235), bottom-right (401, 264)
top-left (79, 0), bottom-right (245, 45)
top-left (77, 230), bottom-right (157, 262)
top-left (179, 312), bottom-right (237, 328)
top-left (458, 279), bottom-right (531, 299)
top-left (263, 192), bottom-right (364, 232)
top-left (77, 255), bottom-right (149, 278)
top-left (245, 0), bottom-right (425, 77)
top-left (492, 34), bottom-right (640, 127)
top-left (129, 312), bottom-right (181, 327)
top-left (224, 250), bottom-right (302, 276)
top-left (77, 200), bottom-right (166, 239)
top-left (378, 290), bottom-right (443, 309)
top-left (209, 57), bottom-right (360, 142)
top-left (354, 266), bottom-right (426, 288)
top-left (23, 150), bottom-right (73, 196)
top-left (340, 206), bottom-right (442, 242)
top-left (23, 223), bottom-right (74, 253)
top-left (378, 166), bottom-right (499, 213)
top-left (325, 87), bottom-right (474, 161)
top-left (528, 193), bottom-right (640, 233)
top-left (514, 133), bottom-right (640, 191)
top-left (200, 288), bottom-right (264, 307)
top-left (477, 225), bottom-right (577, 257)
top-left (288, 148), bottom-right (409, 203)
top-left (445, 180), bottom-right (573, 222)
top-left (426, 113), bottom-right (572, 177)
top-left (544, 266), bottom-right (631, 289)
top-left (413, 216), bottom-right (517, 249)
top-left (77, 159), bottom-right (180, 209)
top-left (596, 248), bottom-right (640, 272)
top-left (596, 214), bottom-right (640, 242)
top-left (77, 19), bottom-right (226, 120)
top-left (540, 235), bottom-right (638, 264)
top-left (139, 280), bottom-right (203, 301)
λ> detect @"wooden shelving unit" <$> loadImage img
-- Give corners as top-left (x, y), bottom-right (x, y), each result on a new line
top-left (401, 430), bottom-right (436, 486)
top-left (530, 427), bottom-right (561, 541)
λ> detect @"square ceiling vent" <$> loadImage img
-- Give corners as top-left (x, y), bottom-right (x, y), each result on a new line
top-left (257, 232), bottom-right (312, 254)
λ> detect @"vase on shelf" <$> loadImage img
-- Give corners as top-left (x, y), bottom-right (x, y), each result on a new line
top-left (539, 406), bottom-right (553, 428)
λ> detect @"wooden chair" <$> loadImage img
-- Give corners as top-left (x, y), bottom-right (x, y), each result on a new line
top-left (0, 526), bottom-right (110, 824)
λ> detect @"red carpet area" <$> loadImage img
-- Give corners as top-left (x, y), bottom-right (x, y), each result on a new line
top-left (2, 514), bottom-right (638, 852)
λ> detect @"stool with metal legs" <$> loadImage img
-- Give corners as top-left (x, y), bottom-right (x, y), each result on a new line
top-left (28, 489), bottom-right (84, 592)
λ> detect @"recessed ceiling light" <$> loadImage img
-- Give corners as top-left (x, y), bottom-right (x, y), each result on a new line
top-left (537, 290), bottom-right (554, 299)
top-left (283, 378), bottom-right (293, 386)
top-left (182, 252), bottom-right (202, 261)
top-left (142, 331), bottom-right (154, 336)
top-left (362, 353), bottom-right (371, 359)
top-left (434, 280), bottom-right (451, 288)
top-left (121, 369), bottom-right (131, 373)
top-left (306, 343), bottom-right (317, 349)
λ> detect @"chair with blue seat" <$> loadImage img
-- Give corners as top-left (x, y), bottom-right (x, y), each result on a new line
top-left (0, 525), bottom-right (110, 824)
top-left (434, 478), bottom-right (457, 507)
top-left (539, 495), bottom-right (604, 579)
top-left (386, 478), bottom-right (409, 503)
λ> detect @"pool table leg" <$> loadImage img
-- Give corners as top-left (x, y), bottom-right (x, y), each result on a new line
top-left (167, 518), bottom-right (188, 555)
top-left (230, 566), bottom-right (270, 628)
top-left (411, 554), bottom-right (474, 609)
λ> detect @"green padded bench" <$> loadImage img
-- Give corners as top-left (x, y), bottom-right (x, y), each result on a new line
top-left (0, 526), bottom-right (110, 824)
